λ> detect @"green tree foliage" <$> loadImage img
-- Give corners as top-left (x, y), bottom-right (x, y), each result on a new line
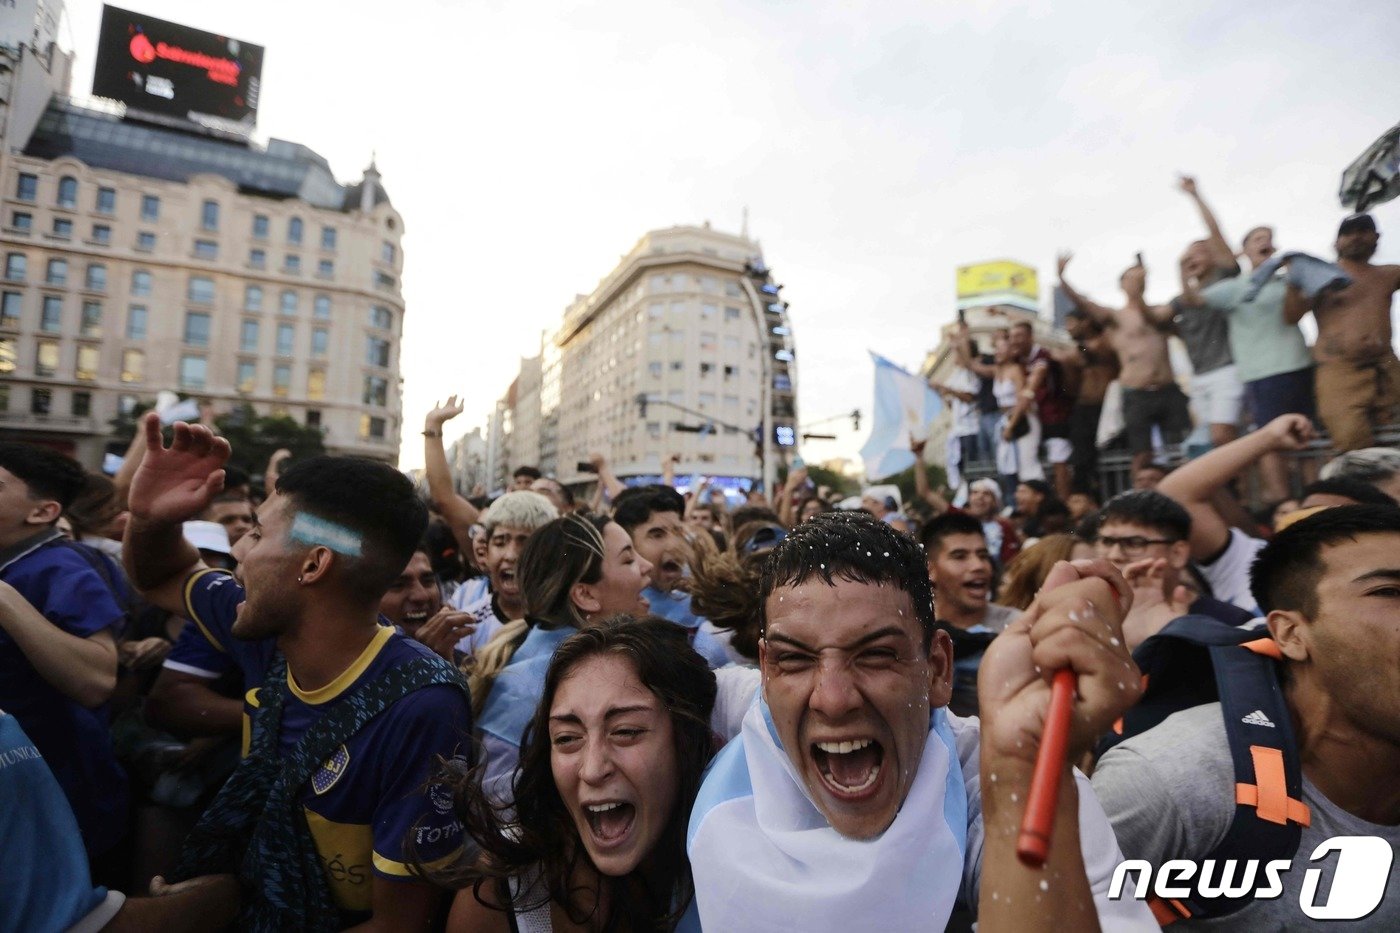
top-left (214, 404), bottom-right (325, 475)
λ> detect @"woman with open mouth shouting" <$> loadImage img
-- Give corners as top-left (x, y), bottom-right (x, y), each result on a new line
top-left (428, 616), bottom-right (717, 932)
top-left (471, 514), bottom-right (654, 800)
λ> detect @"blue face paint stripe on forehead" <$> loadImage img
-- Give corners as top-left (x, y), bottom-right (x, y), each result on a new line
top-left (289, 513), bottom-right (363, 557)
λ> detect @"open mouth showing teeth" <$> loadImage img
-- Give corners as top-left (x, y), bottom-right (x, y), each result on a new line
top-left (403, 610), bottom-right (429, 624)
top-left (812, 738), bottom-right (884, 796)
top-left (583, 802), bottom-right (636, 843)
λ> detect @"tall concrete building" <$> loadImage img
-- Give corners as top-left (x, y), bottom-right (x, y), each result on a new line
top-left (0, 6), bottom-right (405, 466)
top-left (480, 223), bottom-right (797, 496)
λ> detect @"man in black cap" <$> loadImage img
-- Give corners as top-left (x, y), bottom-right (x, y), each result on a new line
top-left (1288, 213), bottom-right (1400, 450)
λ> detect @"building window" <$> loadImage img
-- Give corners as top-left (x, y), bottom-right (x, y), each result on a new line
top-left (252, 214), bottom-right (269, 239)
top-left (240, 319), bottom-right (260, 352)
top-left (284, 255), bottom-right (301, 274)
top-left (724, 393), bottom-right (739, 409)
top-left (363, 375), bottom-right (388, 407)
top-left (366, 336), bottom-right (390, 368)
top-left (0, 337), bottom-right (15, 372)
top-left (700, 331), bottom-right (717, 352)
top-left (287, 217), bottom-right (303, 245)
top-left (85, 264), bottom-right (107, 291)
top-left (723, 335), bottom-right (740, 352)
top-left (188, 276), bottom-right (215, 304)
top-left (306, 408), bottom-right (322, 427)
top-left (121, 349), bottom-right (145, 383)
top-left (236, 360), bottom-right (256, 393)
top-left (381, 241), bottom-right (395, 264)
top-left (374, 271), bottom-right (395, 291)
top-left (648, 362), bottom-right (662, 378)
top-left (316, 259), bottom-right (333, 279)
top-left (725, 280), bottom-right (744, 298)
top-left (56, 176), bottom-right (77, 208)
top-left (45, 258), bottom-right (67, 285)
top-left (249, 248), bottom-right (265, 269)
top-left (244, 285), bottom-right (263, 311)
top-left (91, 224), bottom-right (111, 245)
top-left (35, 340), bottom-right (59, 376)
top-left (10, 212), bottom-right (32, 233)
top-left (1, 292), bottom-right (20, 327)
top-left (668, 330), bottom-right (684, 346)
top-left (40, 296), bottom-right (61, 332)
top-left (276, 323), bottom-right (294, 356)
top-left (96, 187), bottom-right (116, 214)
top-left (126, 305), bottom-right (147, 339)
top-left (369, 305), bottom-right (391, 328)
top-left (279, 290), bottom-right (297, 315)
top-left (669, 360), bottom-right (683, 371)
top-left (360, 415), bottom-right (386, 439)
top-left (179, 355), bottom-right (207, 389)
top-left (313, 295), bottom-right (331, 319)
top-left (321, 226), bottom-right (337, 251)
top-left (311, 327), bottom-right (329, 356)
top-left (307, 369), bottom-right (326, 401)
top-left (4, 254), bottom-right (25, 281)
top-left (136, 231), bottom-right (156, 252)
top-left (140, 195), bottom-right (160, 221)
top-left (698, 392), bottom-right (716, 409)
top-left (201, 199), bottom-right (220, 231)
top-left (273, 363), bottom-right (291, 397)
top-left (80, 301), bottom-right (102, 337)
top-left (724, 306), bottom-right (742, 322)
top-left (184, 311), bottom-right (211, 347)
top-left (31, 387), bottom-right (52, 415)
top-left (194, 240), bottom-right (218, 260)
top-left (72, 391), bottom-right (92, 417)
top-left (15, 173), bottom-right (37, 201)
top-left (52, 217), bottom-right (73, 239)
top-left (670, 301), bottom-right (686, 317)
top-left (75, 345), bottom-right (99, 381)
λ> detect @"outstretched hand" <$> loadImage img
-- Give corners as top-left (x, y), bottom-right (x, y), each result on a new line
top-left (126, 414), bottom-right (230, 525)
top-left (426, 395), bottom-right (465, 429)
top-left (978, 559), bottom-right (1142, 767)
top-left (1177, 174), bottom-right (1198, 197)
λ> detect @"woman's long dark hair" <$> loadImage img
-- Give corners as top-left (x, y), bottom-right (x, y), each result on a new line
top-left (437, 615), bottom-right (717, 930)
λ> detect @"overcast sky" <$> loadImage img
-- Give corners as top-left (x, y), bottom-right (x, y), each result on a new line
top-left (60, 0), bottom-right (1400, 470)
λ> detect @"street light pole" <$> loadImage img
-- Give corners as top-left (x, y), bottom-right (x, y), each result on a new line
top-left (739, 276), bottom-right (776, 496)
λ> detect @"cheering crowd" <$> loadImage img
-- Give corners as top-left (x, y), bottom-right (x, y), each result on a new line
top-left (3, 175), bottom-right (1400, 931)
top-left (933, 177), bottom-right (1400, 510)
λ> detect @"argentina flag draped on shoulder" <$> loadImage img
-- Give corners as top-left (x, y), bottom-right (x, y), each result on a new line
top-left (686, 697), bottom-right (967, 931)
top-left (859, 351), bottom-right (943, 480)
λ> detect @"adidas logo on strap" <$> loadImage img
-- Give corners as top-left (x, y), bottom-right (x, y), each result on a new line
top-left (1242, 709), bottom-right (1275, 728)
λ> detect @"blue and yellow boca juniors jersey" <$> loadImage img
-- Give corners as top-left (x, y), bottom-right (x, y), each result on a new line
top-left (181, 569), bottom-right (473, 914)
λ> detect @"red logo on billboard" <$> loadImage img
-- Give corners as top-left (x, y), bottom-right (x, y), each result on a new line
top-left (129, 33), bottom-right (156, 64)
top-left (127, 31), bottom-right (241, 86)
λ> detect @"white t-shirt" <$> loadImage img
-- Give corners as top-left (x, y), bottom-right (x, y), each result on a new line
top-left (1198, 528), bottom-right (1265, 615)
top-left (948, 367), bottom-right (982, 438)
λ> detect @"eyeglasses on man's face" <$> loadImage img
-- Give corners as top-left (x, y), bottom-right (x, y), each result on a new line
top-left (1095, 535), bottom-right (1176, 558)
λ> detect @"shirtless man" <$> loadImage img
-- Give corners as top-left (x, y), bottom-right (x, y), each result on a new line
top-left (1058, 251), bottom-right (1189, 472)
top-left (1057, 307), bottom-right (1120, 493)
top-left (1287, 213), bottom-right (1400, 451)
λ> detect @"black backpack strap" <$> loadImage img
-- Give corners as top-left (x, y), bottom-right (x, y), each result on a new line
top-left (1139, 627), bottom-right (1308, 924)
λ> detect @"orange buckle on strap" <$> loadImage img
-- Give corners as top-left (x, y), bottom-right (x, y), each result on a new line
top-left (1235, 745), bottom-right (1311, 826)
top-left (1240, 638), bottom-right (1283, 660)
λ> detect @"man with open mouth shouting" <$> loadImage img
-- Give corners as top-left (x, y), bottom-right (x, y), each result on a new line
top-left (687, 511), bottom-right (1157, 931)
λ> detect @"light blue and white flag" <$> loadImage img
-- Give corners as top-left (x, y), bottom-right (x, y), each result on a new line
top-left (859, 352), bottom-right (943, 480)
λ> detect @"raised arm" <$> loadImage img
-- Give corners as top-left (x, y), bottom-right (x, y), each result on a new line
top-left (1056, 252), bottom-right (1115, 327)
top-left (910, 437), bottom-right (950, 514)
top-left (588, 452), bottom-right (626, 512)
top-left (122, 414), bottom-right (223, 617)
top-left (1178, 175), bottom-right (1238, 273)
top-left (422, 396), bottom-right (480, 555)
top-left (953, 324), bottom-right (997, 378)
top-left (1158, 414), bottom-right (1313, 560)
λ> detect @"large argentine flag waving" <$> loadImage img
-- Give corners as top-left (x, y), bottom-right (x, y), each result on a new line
top-left (859, 352), bottom-right (943, 480)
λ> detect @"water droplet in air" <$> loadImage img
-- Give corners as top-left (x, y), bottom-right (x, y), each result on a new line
top-left (989, 772), bottom-right (997, 782)
top-left (1109, 637), bottom-right (1120, 646)
top-left (1039, 880), bottom-right (1049, 891)
top-left (1010, 792), bottom-right (1018, 802)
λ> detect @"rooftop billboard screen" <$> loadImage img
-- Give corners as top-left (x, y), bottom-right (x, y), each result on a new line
top-left (91, 5), bottom-right (262, 127)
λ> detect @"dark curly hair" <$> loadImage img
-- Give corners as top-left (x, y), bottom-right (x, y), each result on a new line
top-left (761, 511), bottom-right (936, 650)
top-left (431, 615), bottom-right (717, 929)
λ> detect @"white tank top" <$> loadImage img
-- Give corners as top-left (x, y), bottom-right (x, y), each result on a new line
top-left (992, 374), bottom-right (1018, 410)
